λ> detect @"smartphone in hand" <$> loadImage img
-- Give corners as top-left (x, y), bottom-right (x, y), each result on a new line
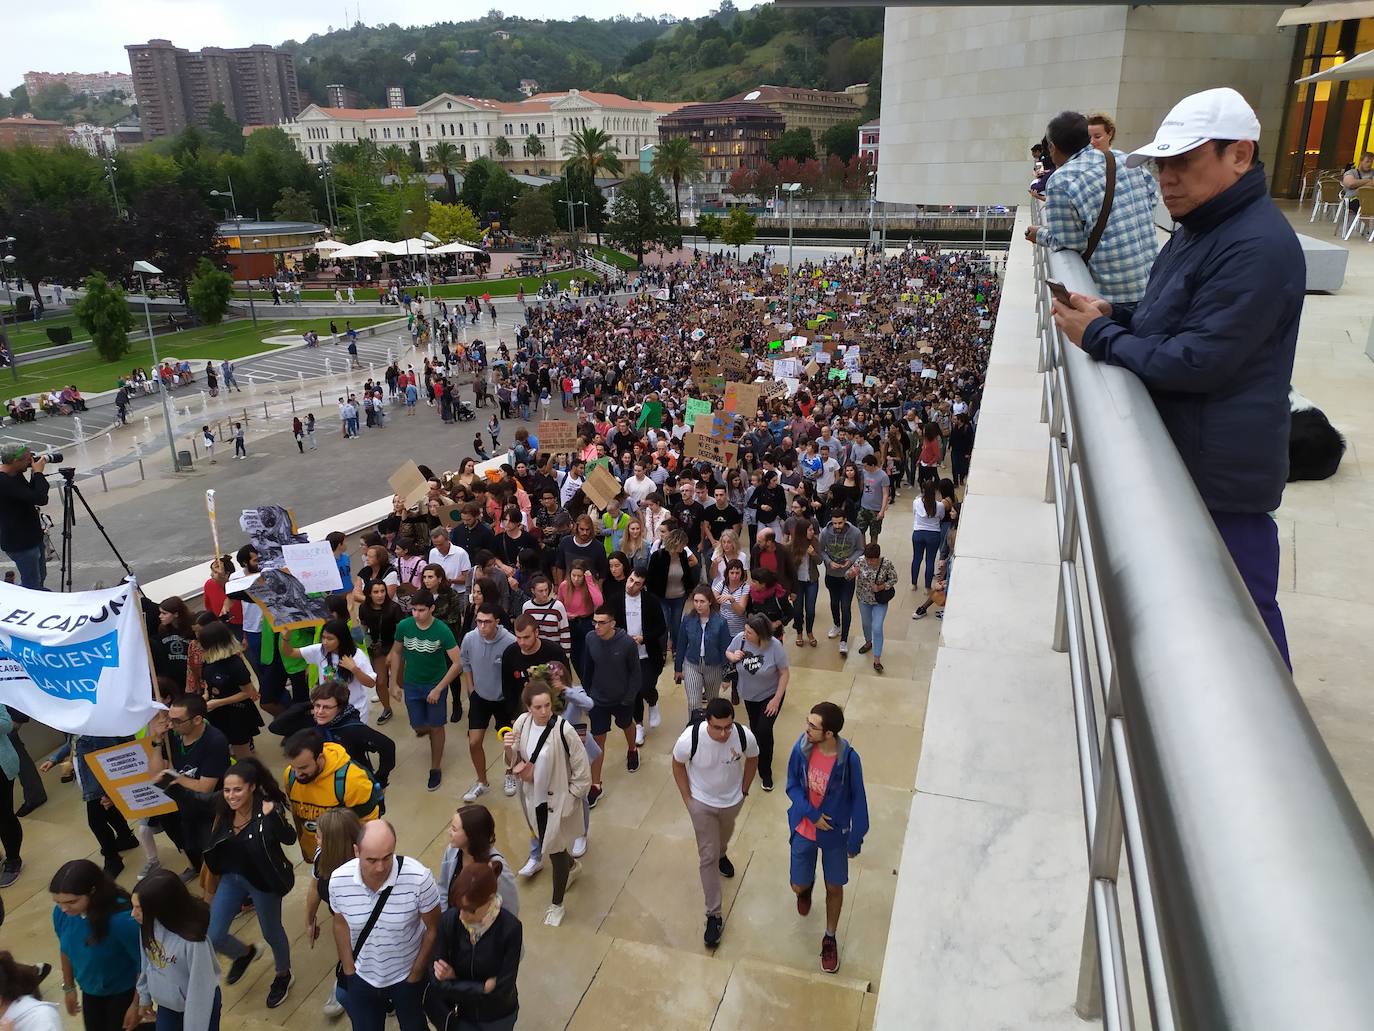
top-left (1047, 279), bottom-right (1071, 305)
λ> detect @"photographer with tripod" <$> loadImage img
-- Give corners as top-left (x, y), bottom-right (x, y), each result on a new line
top-left (0, 444), bottom-right (51, 590)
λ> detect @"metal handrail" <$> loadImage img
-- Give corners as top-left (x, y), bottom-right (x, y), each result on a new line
top-left (1032, 212), bottom-right (1374, 1030)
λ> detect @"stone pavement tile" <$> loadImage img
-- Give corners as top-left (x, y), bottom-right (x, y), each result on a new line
top-left (968, 446), bottom-right (1051, 501)
top-left (710, 958), bottom-right (867, 1031)
top-left (859, 992), bottom-right (879, 1031)
top-left (850, 784), bottom-right (915, 875)
top-left (842, 721), bottom-right (921, 792)
top-left (597, 832), bottom-right (750, 954)
top-left (634, 775), bottom-right (710, 841)
top-left (587, 747), bottom-right (680, 833)
top-left (835, 865), bottom-right (899, 990)
top-left (846, 671), bottom-right (931, 730)
top-left (779, 667), bottom-right (855, 711)
top-left (519, 923), bottom-right (615, 1029)
top-left (552, 821), bottom-right (651, 929)
top-left (1294, 519), bottom-right (1374, 606)
top-left (938, 556), bottom-right (1059, 658)
top-left (710, 833), bottom-right (832, 974)
top-left (568, 938), bottom-right (732, 1031)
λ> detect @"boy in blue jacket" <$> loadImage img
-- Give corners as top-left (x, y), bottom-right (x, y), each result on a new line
top-left (785, 701), bottom-right (869, 974)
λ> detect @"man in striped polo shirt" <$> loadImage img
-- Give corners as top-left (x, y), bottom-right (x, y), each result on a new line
top-left (328, 821), bottom-right (441, 1031)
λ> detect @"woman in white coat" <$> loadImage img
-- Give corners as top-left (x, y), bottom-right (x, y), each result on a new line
top-left (506, 675), bottom-right (590, 928)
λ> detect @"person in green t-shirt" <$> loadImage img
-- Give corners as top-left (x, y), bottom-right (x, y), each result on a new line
top-left (389, 589), bottom-right (462, 792)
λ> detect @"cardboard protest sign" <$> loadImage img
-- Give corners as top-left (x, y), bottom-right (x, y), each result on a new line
top-left (388, 461), bottom-right (430, 509)
top-left (694, 412), bottom-right (734, 439)
top-left (239, 506), bottom-right (307, 570)
top-left (0, 580), bottom-right (162, 736)
top-left (537, 420), bottom-right (579, 453)
top-left (700, 376), bottom-right (726, 396)
top-left (281, 541), bottom-right (344, 595)
top-left (84, 740), bottom-right (177, 820)
top-left (684, 397), bottom-right (713, 424)
top-left (721, 349), bottom-right (750, 375)
top-left (772, 358), bottom-right (801, 380)
top-left (582, 465), bottom-right (622, 510)
top-left (879, 322), bottom-right (895, 334)
top-left (585, 456), bottom-right (613, 476)
top-left (723, 381), bottom-right (764, 418)
top-left (683, 432), bottom-right (739, 467)
top-left (804, 359), bottom-right (820, 377)
top-left (828, 367), bottom-right (848, 381)
top-left (979, 319), bottom-right (992, 330)
top-left (247, 569), bottom-right (331, 632)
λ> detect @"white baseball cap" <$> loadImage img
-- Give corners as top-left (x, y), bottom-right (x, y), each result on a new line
top-left (1125, 87), bottom-right (1261, 168)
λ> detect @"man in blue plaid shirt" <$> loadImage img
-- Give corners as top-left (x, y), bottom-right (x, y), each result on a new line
top-left (1026, 111), bottom-right (1160, 304)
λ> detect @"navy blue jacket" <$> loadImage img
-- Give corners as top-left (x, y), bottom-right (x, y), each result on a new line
top-left (1082, 163), bottom-right (1302, 513)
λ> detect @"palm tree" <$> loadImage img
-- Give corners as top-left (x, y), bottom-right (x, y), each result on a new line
top-left (493, 136), bottom-right (513, 159)
top-left (380, 144), bottom-right (409, 185)
top-left (525, 134), bottom-right (545, 160)
top-left (651, 137), bottom-right (705, 223)
top-left (427, 141), bottom-right (463, 204)
top-left (561, 127), bottom-right (623, 182)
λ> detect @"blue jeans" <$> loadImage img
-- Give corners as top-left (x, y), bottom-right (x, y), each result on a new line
top-left (858, 600), bottom-right (888, 657)
top-left (661, 595), bottom-right (687, 655)
top-left (4, 545), bottom-right (46, 590)
top-left (341, 973), bottom-right (425, 1031)
top-left (824, 575), bottom-right (854, 642)
top-left (207, 872), bottom-right (291, 974)
top-left (155, 988), bottom-right (220, 1031)
top-left (911, 530), bottom-right (941, 589)
top-left (792, 578), bottom-right (819, 634)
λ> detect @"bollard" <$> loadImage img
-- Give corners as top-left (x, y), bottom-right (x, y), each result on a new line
top-left (100, 471), bottom-right (108, 492)
top-left (319, 390), bottom-right (323, 405)
top-left (264, 401), bottom-right (269, 419)
top-left (138, 459), bottom-right (145, 482)
top-left (291, 396), bottom-right (296, 413)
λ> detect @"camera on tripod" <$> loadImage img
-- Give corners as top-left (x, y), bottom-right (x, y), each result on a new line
top-left (35, 450), bottom-right (64, 465)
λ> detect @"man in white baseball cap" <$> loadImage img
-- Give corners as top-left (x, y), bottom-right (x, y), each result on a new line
top-left (1051, 86), bottom-right (1301, 669)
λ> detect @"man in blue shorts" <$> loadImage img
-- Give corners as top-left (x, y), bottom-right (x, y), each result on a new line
top-left (388, 589), bottom-right (462, 792)
top-left (785, 700), bottom-right (869, 974)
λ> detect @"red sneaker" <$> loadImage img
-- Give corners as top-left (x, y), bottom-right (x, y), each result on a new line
top-left (796, 887), bottom-right (813, 916)
top-left (820, 934), bottom-right (839, 974)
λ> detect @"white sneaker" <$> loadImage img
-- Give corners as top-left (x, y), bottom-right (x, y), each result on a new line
top-left (570, 836), bottom-right (588, 859)
top-left (838, 641), bottom-right (848, 657)
top-left (648, 705), bottom-right (661, 729)
top-left (503, 773), bottom-right (517, 796)
top-left (543, 903), bottom-right (565, 927)
top-left (635, 724), bottom-right (646, 747)
top-left (827, 627), bottom-right (840, 639)
top-left (566, 859), bottom-right (582, 889)
top-left (322, 997), bottom-right (344, 1019)
top-left (463, 782), bottom-right (490, 803)
top-left (517, 857), bottom-right (544, 878)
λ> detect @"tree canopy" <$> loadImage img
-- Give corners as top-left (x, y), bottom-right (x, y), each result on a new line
top-left (606, 172), bottom-right (680, 263)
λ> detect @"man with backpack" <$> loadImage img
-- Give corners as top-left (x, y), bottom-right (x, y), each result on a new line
top-left (282, 728), bottom-right (382, 862)
top-left (671, 697), bottom-right (759, 949)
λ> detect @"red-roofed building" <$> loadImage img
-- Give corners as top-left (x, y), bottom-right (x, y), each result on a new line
top-left (283, 88), bottom-right (694, 176)
top-left (0, 116), bottom-right (65, 149)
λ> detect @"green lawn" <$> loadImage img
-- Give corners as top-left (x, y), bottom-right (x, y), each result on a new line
top-left (589, 245), bottom-right (639, 272)
top-left (5, 316), bottom-right (393, 397)
top-left (1, 312), bottom-right (86, 354)
top-left (234, 268), bottom-right (588, 301)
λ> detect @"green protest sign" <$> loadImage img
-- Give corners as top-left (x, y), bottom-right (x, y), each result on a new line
top-left (684, 397), bottom-right (712, 423)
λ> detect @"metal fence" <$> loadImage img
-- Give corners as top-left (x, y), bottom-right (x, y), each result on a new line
top-left (1032, 219), bottom-right (1374, 1030)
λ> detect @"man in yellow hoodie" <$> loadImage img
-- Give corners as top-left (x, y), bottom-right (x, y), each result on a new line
top-left (283, 729), bottom-right (381, 860)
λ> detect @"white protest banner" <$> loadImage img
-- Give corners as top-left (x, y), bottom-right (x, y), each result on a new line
top-left (282, 541), bottom-right (344, 594)
top-left (0, 579), bottom-right (161, 736)
top-left (475, 452), bottom-right (511, 481)
top-left (979, 319), bottom-right (992, 330)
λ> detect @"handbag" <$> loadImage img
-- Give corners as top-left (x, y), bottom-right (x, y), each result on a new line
top-left (1080, 149), bottom-right (1117, 263)
top-left (874, 587), bottom-right (896, 604)
top-left (332, 856), bottom-right (403, 990)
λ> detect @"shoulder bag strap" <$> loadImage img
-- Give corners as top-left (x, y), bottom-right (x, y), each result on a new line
top-left (351, 855), bottom-right (402, 962)
top-left (1081, 150), bottom-right (1117, 263)
top-left (527, 718), bottom-right (558, 766)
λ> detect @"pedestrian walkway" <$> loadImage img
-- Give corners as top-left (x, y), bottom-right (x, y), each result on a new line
top-left (0, 490), bottom-right (936, 1031)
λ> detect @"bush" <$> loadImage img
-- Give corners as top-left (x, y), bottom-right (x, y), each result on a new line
top-left (187, 258), bottom-right (234, 326)
top-left (15, 295), bottom-right (31, 315)
top-left (73, 273), bottom-right (135, 363)
top-left (45, 327), bottom-right (73, 346)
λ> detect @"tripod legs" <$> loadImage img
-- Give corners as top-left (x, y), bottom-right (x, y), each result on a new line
top-left (58, 476), bottom-right (134, 592)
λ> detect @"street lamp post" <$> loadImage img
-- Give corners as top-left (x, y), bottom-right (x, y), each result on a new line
top-left (243, 238), bottom-right (260, 327)
top-left (1, 242), bottom-right (16, 382)
top-left (210, 174), bottom-right (239, 219)
top-left (104, 155), bottom-right (123, 218)
top-left (318, 163), bottom-right (337, 228)
top-left (403, 208), bottom-right (414, 284)
top-left (353, 197), bottom-right (371, 240)
top-left (421, 231), bottom-right (439, 304)
top-left (134, 260), bottom-right (183, 473)
top-left (783, 182), bottom-right (801, 328)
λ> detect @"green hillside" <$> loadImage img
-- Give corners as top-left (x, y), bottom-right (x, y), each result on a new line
top-left (284, 3), bottom-right (882, 109)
